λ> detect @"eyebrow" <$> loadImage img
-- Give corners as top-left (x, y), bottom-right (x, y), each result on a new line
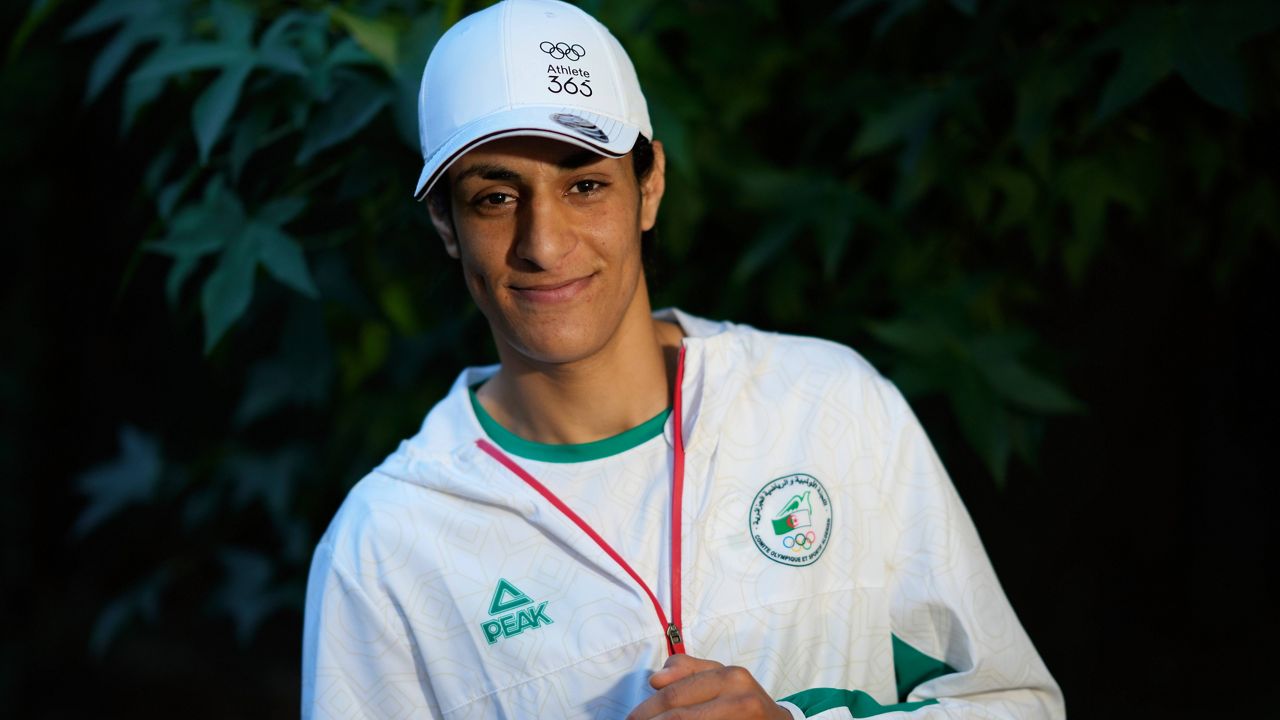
top-left (452, 149), bottom-right (605, 184)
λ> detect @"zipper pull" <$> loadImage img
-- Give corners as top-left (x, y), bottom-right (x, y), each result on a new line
top-left (666, 623), bottom-right (683, 648)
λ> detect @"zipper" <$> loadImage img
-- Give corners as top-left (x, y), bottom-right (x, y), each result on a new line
top-left (475, 344), bottom-right (688, 655)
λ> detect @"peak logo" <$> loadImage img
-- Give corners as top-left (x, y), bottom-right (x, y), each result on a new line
top-left (480, 578), bottom-right (553, 645)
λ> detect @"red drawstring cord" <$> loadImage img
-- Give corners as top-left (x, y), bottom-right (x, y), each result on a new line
top-left (669, 345), bottom-right (686, 653)
top-left (474, 344), bottom-right (688, 655)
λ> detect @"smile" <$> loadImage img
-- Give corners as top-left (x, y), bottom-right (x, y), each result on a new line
top-left (509, 274), bottom-right (595, 303)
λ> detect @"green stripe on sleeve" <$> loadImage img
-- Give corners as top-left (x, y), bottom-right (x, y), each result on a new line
top-left (892, 633), bottom-right (957, 702)
top-left (779, 688), bottom-right (938, 717)
top-left (778, 635), bottom-right (957, 716)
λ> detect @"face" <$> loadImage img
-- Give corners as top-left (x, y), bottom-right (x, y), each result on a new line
top-left (430, 136), bottom-right (665, 367)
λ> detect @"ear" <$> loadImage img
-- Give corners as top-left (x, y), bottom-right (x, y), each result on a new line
top-left (428, 196), bottom-right (461, 259)
top-left (639, 139), bottom-right (666, 233)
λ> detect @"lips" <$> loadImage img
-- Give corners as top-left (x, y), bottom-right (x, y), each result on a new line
top-left (509, 274), bottom-right (594, 303)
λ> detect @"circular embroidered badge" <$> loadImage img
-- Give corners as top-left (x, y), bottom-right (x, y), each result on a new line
top-left (748, 474), bottom-right (832, 566)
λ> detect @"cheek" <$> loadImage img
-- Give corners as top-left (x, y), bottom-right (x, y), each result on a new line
top-left (456, 239), bottom-right (505, 300)
top-left (579, 200), bottom-right (642, 257)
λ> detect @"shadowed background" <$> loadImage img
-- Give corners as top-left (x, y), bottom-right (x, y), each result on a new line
top-left (3, 0), bottom-right (1277, 716)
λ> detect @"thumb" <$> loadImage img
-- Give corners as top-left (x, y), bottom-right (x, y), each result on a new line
top-left (648, 654), bottom-right (718, 690)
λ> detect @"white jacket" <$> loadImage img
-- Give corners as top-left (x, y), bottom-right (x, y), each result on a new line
top-left (302, 309), bottom-right (1064, 719)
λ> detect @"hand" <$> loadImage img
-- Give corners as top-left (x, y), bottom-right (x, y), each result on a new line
top-left (625, 653), bottom-right (792, 720)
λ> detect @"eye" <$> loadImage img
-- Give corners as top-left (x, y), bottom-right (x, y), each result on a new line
top-left (478, 192), bottom-right (513, 206)
top-left (569, 179), bottom-right (607, 195)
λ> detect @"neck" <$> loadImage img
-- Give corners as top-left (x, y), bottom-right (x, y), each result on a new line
top-left (478, 295), bottom-right (684, 446)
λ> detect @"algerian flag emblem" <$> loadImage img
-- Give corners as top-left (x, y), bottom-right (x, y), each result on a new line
top-left (771, 491), bottom-right (813, 535)
top-left (748, 474), bottom-right (833, 567)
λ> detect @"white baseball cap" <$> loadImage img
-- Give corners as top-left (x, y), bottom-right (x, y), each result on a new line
top-left (413, 0), bottom-right (652, 200)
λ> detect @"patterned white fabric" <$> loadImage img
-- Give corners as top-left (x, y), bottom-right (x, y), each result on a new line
top-left (302, 309), bottom-right (1064, 718)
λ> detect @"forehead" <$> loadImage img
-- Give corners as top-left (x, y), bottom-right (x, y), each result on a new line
top-left (447, 136), bottom-right (622, 183)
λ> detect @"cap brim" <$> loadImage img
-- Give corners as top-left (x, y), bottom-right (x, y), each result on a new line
top-left (413, 106), bottom-right (642, 201)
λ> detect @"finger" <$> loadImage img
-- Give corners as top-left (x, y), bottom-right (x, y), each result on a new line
top-left (649, 654), bottom-right (723, 690)
top-left (629, 664), bottom-right (733, 719)
top-left (635, 685), bottom-right (786, 720)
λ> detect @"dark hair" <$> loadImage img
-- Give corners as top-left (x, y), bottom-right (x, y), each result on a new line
top-left (427, 135), bottom-right (658, 265)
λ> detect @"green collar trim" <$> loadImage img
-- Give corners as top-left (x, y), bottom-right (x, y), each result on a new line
top-left (469, 385), bottom-right (671, 463)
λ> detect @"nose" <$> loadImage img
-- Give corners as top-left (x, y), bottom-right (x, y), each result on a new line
top-left (515, 192), bottom-right (577, 270)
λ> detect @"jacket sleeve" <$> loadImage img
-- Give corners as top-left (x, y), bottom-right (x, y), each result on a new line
top-left (779, 378), bottom-right (1064, 719)
top-left (302, 541), bottom-right (443, 720)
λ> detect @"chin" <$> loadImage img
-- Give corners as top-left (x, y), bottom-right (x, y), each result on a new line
top-left (505, 322), bottom-right (608, 366)
top-left (475, 302), bottom-right (604, 366)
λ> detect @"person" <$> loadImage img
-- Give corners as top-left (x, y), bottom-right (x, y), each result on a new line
top-left (301, 1), bottom-right (1064, 718)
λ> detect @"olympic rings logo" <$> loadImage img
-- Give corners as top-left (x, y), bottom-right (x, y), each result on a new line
top-left (539, 41), bottom-right (585, 61)
top-left (781, 531), bottom-right (817, 552)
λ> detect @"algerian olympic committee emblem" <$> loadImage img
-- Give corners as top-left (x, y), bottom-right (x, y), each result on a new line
top-left (748, 473), bottom-right (832, 566)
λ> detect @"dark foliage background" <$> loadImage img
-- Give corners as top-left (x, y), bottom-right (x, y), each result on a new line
top-left (3, 0), bottom-right (1277, 716)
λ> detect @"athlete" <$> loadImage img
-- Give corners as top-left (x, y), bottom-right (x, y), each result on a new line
top-left (302, 1), bottom-right (1064, 718)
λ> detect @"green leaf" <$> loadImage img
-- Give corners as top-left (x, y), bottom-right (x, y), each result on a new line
top-left (325, 36), bottom-right (379, 70)
top-left (210, 0), bottom-right (254, 46)
top-left (256, 42), bottom-right (307, 76)
top-left (978, 359), bottom-right (1082, 414)
top-left (872, 0), bottom-right (925, 36)
top-left (151, 174), bottom-right (246, 293)
top-left (10, 0), bottom-right (64, 64)
top-left (148, 222), bottom-right (222, 259)
top-left (84, 23), bottom-right (138, 102)
top-left (151, 197), bottom-right (225, 307)
top-left (835, 0), bottom-right (925, 34)
top-left (65, 0), bottom-right (153, 39)
top-left (212, 548), bottom-right (291, 646)
top-left (234, 303), bottom-right (333, 426)
top-left (229, 104), bottom-right (273, 182)
top-left (193, 59), bottom-right (253, 164)
top-left (226, 449), bottom-right (304, 518)
top-left (328, 6), bottom-right (399, 73)
top-left (1173, 29), bottom-right (1246, 115)
top-left (296, 72), bottom-right (391, 163)
top-left (121, 74), bottom-right (163, 132)
top-left (851, 89), bottom-right (939, 157)
top-left (1057, 158), bottom-right (1144, 281)
top-left (255, 223), bottom-right (318, 299)
top-left (89, 569), bottom-right (170, 657)
top-left (392, 9), bottom-right (445, 148)
top-left (1013, 58), bottom-right (1085, 170)
top-left (83, 5), bottom-right (183, 104)
top-left (817, 199), bottom-right (856, 281)
top-left (866, 316), bottom-right (949, 355)
top-left (732, 217), bottom-right (801, 284)
top-left (340, 322), bottom-right (392, 390)
top-left (948, 369), bottom-right (1011, 486)
top-left (259, 9), bottom-right (314, 49)
top-left (258, 196), bottom-right (307, 226)
top-left (884, 362), bottom-right (944, 397)
top-left (130, 42), bottom-right (244, 83)
top-left (73, 425), bottom-right (162, 537)
top-left (835, 0), bottom-right (885, 20)
top-left (988, 166), bottom-right (1036, 234)
top-left (1094, 8), bottom-right (1175, 122)
top-left (200, 227), bottom-right (259, 352)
